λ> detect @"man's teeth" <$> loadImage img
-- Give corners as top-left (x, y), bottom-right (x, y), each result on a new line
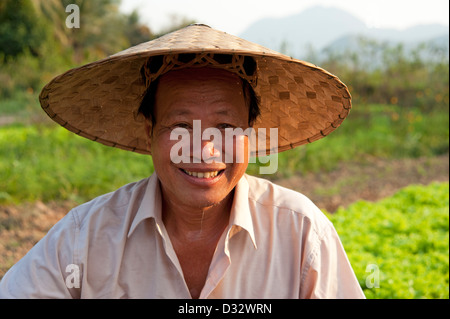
top-left (183, 170), bottom-right (220, 178)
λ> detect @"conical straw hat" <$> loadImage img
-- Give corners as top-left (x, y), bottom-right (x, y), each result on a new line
top-left (39, 24), bottom-right (351, 155)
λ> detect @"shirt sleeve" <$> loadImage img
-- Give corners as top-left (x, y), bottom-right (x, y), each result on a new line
top-left (0, 210), bottom-right (81, 299)
top-left (299, 223), bottom-right (366, 299)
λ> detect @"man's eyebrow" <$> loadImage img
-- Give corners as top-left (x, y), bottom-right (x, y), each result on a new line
top-left (170, 109), bottom-right (192, 117)
top-left (160, 107), bottom-right (194, 121)
top-left (214, 109), bottom-right (232, 116)
top-left (166, 108), bottom-right (235, 118)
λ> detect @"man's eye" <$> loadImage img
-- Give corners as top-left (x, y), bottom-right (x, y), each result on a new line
top-left (218, 123), bottom-right (235, 129)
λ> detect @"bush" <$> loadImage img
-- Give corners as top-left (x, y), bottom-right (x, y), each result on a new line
top-left (327, 182), bottom-right (449, 298)
top-left (316, 37), bottom-right (449, 112)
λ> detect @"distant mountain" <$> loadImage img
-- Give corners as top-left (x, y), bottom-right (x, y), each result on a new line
top-left (239, 6), bottom-right (449, 59)
top-left (324, 32), bottom-right (449, 56)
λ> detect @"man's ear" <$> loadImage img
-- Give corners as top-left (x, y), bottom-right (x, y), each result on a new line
top-left (144, 119), bottom-right (152, 155)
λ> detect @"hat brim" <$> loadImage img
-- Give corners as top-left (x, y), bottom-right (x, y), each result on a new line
top-left (39, 24), bottom-right (351, 156)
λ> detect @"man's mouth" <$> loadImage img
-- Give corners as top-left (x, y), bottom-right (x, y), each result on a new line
top-left (181, 169), bottom-right (224, 179)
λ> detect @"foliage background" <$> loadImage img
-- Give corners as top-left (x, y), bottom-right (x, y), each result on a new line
top-left (0, 0), bottom-right (448, 298)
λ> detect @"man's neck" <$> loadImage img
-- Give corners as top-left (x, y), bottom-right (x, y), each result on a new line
top-left (161, 190), bottom-right (234, 243)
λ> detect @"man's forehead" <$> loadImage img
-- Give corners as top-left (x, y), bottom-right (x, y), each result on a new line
top-left (162, 106), bottom-right (240, 120)
top-left (156, 68), bottom-right (244, 103)
top-left (153, 67), bottom-right (249, 124)
top-left (159, 67), bottom-right (242, 86)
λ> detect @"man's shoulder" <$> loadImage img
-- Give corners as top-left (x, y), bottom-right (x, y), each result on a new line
top-left (71, 176), bottom-right (151, 224)
top-left (245, 174), bottom-right (318, 210)
top-left (244, 174), bottom-right (332, 228)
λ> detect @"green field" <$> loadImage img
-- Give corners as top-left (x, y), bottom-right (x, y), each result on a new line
top-left (0, 123), bottom-right (153, 204)
top-left (250, 104), bottom-right (449, 177)
top-left (328, 182), bottom-right (449, 299)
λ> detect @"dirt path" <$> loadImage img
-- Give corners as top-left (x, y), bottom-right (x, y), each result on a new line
top-left (0, 154), bottom-right (448, 278)
top-left (275, 153), bottom-right (449, 212)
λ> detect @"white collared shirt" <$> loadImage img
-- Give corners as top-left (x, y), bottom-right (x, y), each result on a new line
top-left (0, 173), bottom-right (365, 298)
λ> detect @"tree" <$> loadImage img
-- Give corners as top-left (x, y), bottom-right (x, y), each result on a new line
top-left (124, 10), bottom-right (153, 46)
top-left (0, 0), bottom-right (49, 59)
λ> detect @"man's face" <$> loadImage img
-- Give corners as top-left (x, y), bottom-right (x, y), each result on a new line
top-left (149, 68), bottom-right (250, 210)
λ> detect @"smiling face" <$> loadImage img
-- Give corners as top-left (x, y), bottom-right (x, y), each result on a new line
top-left (149, 68), bottom-right (250, 210)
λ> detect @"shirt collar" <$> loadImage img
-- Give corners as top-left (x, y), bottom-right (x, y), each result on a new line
top-left (127, 173), bottom-right (162, 237)
top-left (127, 173), bottom-right (257, 250)
top-left (227, 175), bottom-right (257, 249)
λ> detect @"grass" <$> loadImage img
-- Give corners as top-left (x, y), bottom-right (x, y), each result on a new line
top-left (0, 124), bottom-right (153, 204)
top-left (327, 181), bottom-right (449, 299)
top-left (0, 91), bottom-right (38, 116)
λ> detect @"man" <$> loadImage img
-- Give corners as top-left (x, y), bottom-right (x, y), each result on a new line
top-left (0, 24), bottom-right (364, 298)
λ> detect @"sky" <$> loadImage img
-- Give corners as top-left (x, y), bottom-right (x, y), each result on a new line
top-left (119, 0), bottom-right (449, 36)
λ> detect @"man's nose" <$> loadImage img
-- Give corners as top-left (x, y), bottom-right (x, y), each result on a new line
top-left (193, 140), bottom-right (221, 163)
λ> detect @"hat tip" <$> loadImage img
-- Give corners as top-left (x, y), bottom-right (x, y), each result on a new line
top-left (188, 23), bottom-right (212, 28)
